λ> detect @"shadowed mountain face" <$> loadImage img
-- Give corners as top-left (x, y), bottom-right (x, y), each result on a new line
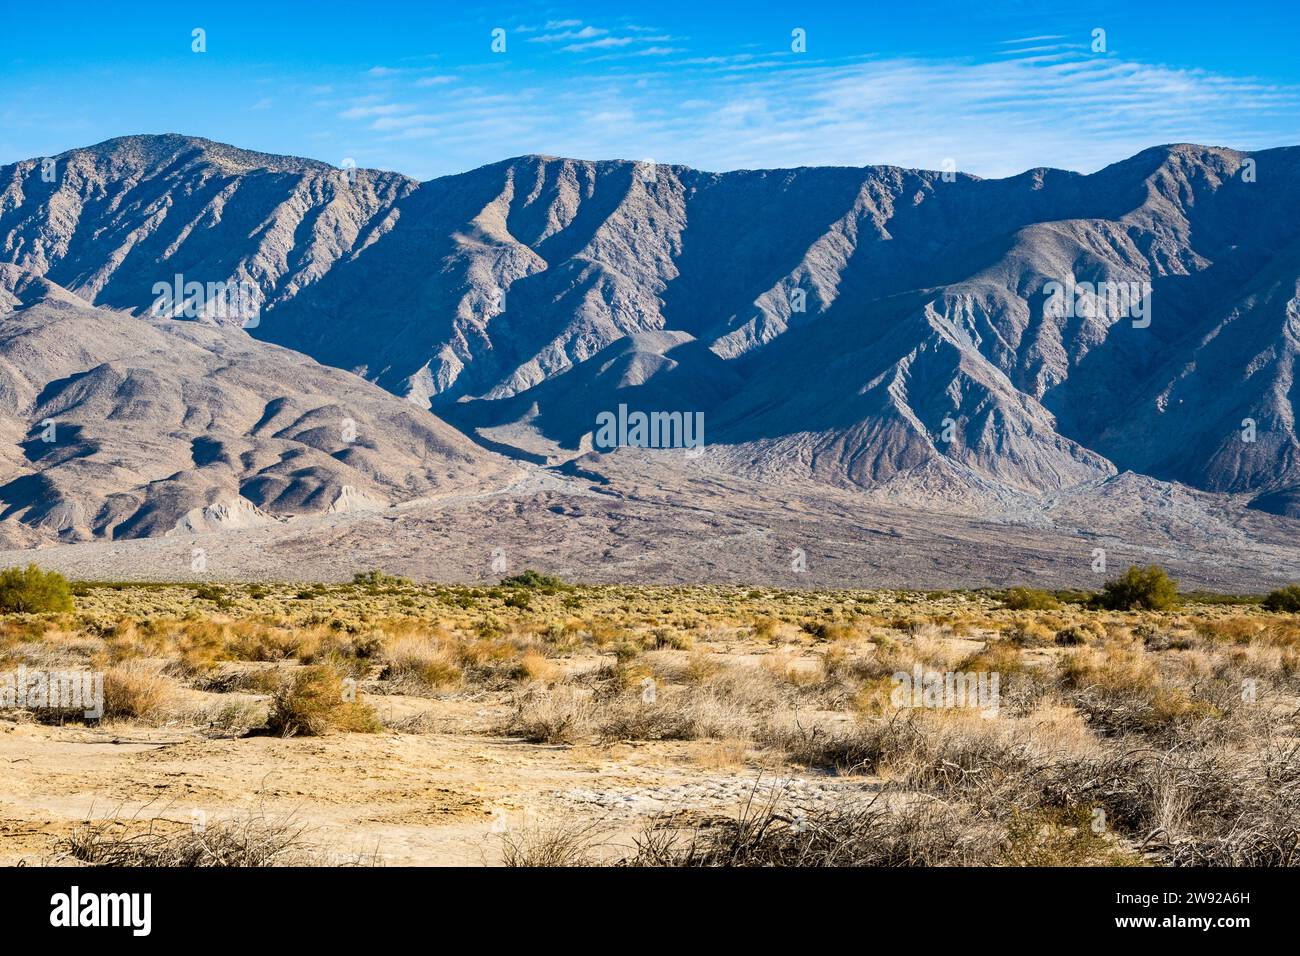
top-left (0, 266), bottom-right (515, 544)
top-left (1, 134), bottom-right (1298, 543)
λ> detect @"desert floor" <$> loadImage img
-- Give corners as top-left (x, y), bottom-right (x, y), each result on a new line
top-left (3, 578), bottom-right (1298, 866)
top-left (4, 458), bottom-right (1299, 593)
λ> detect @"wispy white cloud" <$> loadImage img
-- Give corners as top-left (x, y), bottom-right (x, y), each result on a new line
top-left (340, 102), bottom-right (413, 120)
top-left (522, 20), bottom-right (681, 57)
top-left (528, 25), bottom-right (607, 43)
top-left (564, 33), bottom-right (676, 53)
top-left (562, 36), bottom-right (636, 52)
top-left (372, 116), bottom-right (441, 131)
top-left (356, 46), bottom-right (1300, 180)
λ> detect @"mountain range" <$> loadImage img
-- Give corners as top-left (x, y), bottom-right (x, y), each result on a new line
top-left (0, 133), bottom-right (1296, 583)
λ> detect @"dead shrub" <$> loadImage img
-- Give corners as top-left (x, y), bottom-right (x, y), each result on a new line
top-left (499, 818), bottom-right (611, 866)
top-left (56, 810), bottom-right (355, 866)
top-left (504, 685), bottom-right (595, 744)
top-left (623, 793), bottom-right (996, 867)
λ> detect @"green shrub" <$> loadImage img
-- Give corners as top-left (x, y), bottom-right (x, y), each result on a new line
top-left (1262, 585), bottom-right (1300, 613)
top-left (0, 564), bottom-right (74, 613)
top-left (1095, 565), bottom-right (1178, 611)
top-left (500, 569), bottom-right (569, 593)
top-left (1002, 587), bottom-right (1060, 611)
top-left (351, 570), bottom-right (412, 591)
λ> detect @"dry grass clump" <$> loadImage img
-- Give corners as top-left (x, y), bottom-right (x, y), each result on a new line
top-left (300, 630), bottom-right (386, 678)
top-left (0, 614), bottom-right (63, 647)
top-left (103, 661), bottom-right (174, 721)
top-left (882, 715), bottom-right (1051, 804)
top-left (1057, 642), bottom-right (1218, 735)
top-left (803, 621), bottom-right (863, 642)
top-left (1054, 624), bottom-right (1092, 646)
top-left (57, 811), bottom-right (343, 866)
top-left (761, 651), bottom-right (822, 687)
top-left (641, 649), bottom-right (722, 685)
top-left (516, 649), bottom-right (563, 684)
top-left (499, 818), bottom-right (612, 866)
top-left (622, 797), bottom-right (970, 867)
top-left (1037, 744), bottom-right (1300, 866)
top-left (379, 634), bottom-right (462, 690)
top-left (760, 711), bottom-right (910, 772)
top-left (591, 680), bottom-right (757, 743)
top-left (594, 693), bottom-right (702, 742)
top-left (693, 738), bottom-right (750, 769)
top-left (266, 665), bottom-right (379, 737)
top-left (1006, 620), bottom-right (1056, 647)
top-left (226, 622), bottom-right (323, 661)
top-left (203, 698), bottom-right (266, 736)
top-left (198, 665), bottom-right (285, 695)
top-left (455, 637), bottom-right (529, 685)
top-left (998, 805), bottom-right (1147, 866)
top-left (646, 626), bottom-right (695, 650)
top-left (620, 792), bottom-right (1138, 867)
top-left (820, 633), bottom-right (936, 687)
top-left (507, 661), bottom-right (785, 745)
top-left (958, 639), bottom-right (1026, 675)
top-left (504, 685), bottom-right (597, 743)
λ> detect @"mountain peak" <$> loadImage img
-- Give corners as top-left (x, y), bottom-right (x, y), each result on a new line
top-left (59, 133), bottom-right (348, 176)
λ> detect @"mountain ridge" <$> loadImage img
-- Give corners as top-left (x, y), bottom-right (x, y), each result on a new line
top-left (2, 134), bottom-right (1298, 548)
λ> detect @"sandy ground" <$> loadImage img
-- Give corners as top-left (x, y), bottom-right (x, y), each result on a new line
top-left (0, 702), bottom-right (876, 866)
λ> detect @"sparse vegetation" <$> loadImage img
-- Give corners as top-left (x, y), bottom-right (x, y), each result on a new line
top-left (5, 579), bottom-right (1298, 867)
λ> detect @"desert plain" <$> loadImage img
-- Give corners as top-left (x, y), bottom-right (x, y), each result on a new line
top-left (2, 572), bottom-right (1297, 867)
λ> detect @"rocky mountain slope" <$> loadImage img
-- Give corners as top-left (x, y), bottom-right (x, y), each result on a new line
top-left (0, 266), bottom-right (515, 545)
top-left (1, 134), bottom-right (1297, 548)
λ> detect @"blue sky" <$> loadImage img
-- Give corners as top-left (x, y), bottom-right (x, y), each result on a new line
top-left (3, 0), bottom-right (1298, 180)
